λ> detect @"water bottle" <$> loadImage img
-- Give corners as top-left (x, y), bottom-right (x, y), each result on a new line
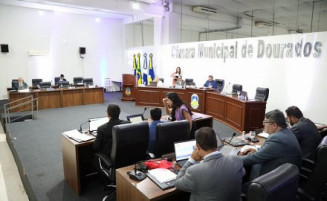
top-left (242, 131), bottom-right (245, 140)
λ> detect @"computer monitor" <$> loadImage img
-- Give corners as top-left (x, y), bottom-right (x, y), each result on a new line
top-left (89, 117), bottom-right (108, 132)
top-left (126, 114), bottom-right (144, 123)
top-left (32, 79), bottom-right (43, 87)
top-left (83, 78), bottom-right (93, 86)
top-left (58, 81), bottom-right (69, 88)
top-left (73, 77), bottom-right (83, 85)
top-left (39, 81), bottom-right (51, 89)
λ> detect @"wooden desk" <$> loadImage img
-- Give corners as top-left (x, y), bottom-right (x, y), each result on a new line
top-left (8, 87), bottom-right (104, 111)
top-left (135, 86), bottom-right (212, 113)
top-left (205, 91), bottom-right (266, 133)
top-left (61, 134), bottom-right (95, 196)
top-left (116, 165), bottom-right (189, 201)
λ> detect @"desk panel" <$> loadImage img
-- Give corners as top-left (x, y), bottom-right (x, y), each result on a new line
top-left (84, 87), bottom-right (104, 104)
top-left (61, 89), bottom-right (84, 107)
top-left (37, 90), bottom-right (61, 109)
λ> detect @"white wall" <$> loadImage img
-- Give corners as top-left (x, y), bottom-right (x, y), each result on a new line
top-left (128, 32), bottom-right (327, 124)
top-left (0, 5), bottom-right (127, 99)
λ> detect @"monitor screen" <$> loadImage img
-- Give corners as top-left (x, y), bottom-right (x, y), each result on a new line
top-left (89, 117), bottom-right (108, 132)
top-left (32, 79), bottom-right (43, 86)
top-left (126, 114), bottom-right (144, 123)
top-left (58, 81), bottom-right (69, 88)
top-left (73, 77), bottom-right (83, 85)
top-left (174, 140), bottom-right (196, 161)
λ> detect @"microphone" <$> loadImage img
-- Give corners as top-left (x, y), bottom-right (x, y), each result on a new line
top-left (228, 132), bottom-right (236, 144)
top-left (79, 120), bottom-right (90, 133)
top-left (142, 107), bottom-right (147, 118)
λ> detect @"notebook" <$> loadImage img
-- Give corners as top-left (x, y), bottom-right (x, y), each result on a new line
top-left (216, 134), bottom-right (240, 156)
top-left (89, 117), bottom-right (108, 132)
top-left (174, 140), bottom-right (196, 167)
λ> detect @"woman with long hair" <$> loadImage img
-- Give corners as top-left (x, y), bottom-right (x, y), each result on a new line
top-left (163, 92), bottom-right (193, 130)
top-left (170, 67), bottom-right (182, 86)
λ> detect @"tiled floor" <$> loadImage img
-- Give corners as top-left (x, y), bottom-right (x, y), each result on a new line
top-left (0, 125), bottom-right (29, 201)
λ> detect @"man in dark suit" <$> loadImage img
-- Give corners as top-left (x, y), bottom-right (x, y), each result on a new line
top-left (93, 104), bottom-right (130, 156)
top-left (175, 127), bottom-right (244, 201)
top-left (286, 106), bottom-right (321, 160)
top-left (240, 109), bottom-right (302, 181)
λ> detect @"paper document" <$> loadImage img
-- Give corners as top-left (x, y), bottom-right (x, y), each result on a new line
top-left (64, 129), bottom-right (95, 142)
top-left (148, 168), bottom-right (177, 183)
top-left (240, 145), bottom-right (261, 153)
top-left (258, 132), bottom-right (269, 139)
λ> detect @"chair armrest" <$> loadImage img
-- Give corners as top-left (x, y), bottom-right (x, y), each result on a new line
top-left (95, 153), bottom-right (113, 168)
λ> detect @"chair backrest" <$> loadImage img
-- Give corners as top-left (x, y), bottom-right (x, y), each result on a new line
top-left (255, 87), bottom-right (269, 101)
top-left (11, 79), bottom-right (18, 88)
top-left (155, 120), bottom-right (190, 157)
top-left (58, 81), bottom-right (70, 88)
top-left (73, 77), bottom-right (83, 85)
top-left (302, 136), bottom-right (327, 197)
top-left (32, 78), bottom-right (43, 87)
top-left (83, 78), bottom-right (93, 86)
top-left (39, 81), bottom-right (51, 89)
top-left (215, 79), bottom-right (225, 91)
top-left (54, 77), bottom-right (60, 85)
top-left (247, 163), bottom-right (299, 201)
top-left (232, 84), bottom-right (242, 93)
top-left (159, 78), bottom-right (164, 83)
top-left (111, 122), bottom-right (149, 169)
top-left (185, 78), bottom-right (194, 86)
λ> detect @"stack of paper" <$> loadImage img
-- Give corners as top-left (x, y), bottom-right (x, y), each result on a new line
top-left (148, 168), bottom-right (177, 183)
top-left (64, 129), bottom-right (95, 142)
top-left (258, 132), bottom-right (269, 139)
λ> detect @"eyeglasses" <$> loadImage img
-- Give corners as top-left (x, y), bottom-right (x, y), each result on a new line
top-left (262, 121), bottom-right (274, 125)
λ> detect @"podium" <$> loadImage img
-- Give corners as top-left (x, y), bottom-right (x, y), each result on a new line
top-left (121, 74), bottom-right (136, 101)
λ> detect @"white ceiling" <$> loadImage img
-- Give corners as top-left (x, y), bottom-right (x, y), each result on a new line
top-left (2, 0), bottom-right (327, 38)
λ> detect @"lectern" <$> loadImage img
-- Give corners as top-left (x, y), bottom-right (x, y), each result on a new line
top-left (121, 74), bottom-right (136, 101)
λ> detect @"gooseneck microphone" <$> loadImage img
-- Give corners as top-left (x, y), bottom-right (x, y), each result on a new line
top-left (228, 133), bottom-right (236, 144)
top-left (142, 107), bottom-right (147, 115)
top-left (79, 120), bottom-right (90, 132)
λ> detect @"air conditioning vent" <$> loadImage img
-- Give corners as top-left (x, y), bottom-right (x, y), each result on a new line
top-left (192, 6), bottom-right (217, 15)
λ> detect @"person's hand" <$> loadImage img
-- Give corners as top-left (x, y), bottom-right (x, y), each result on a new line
top-left (162, 98), bottom-right (168, 105)
top-left (317, 125), bottom-right (326, 131)
top-left (190, 149), bottom-right (201, 161)
top-left (240, 148), bottom-right (256, 156)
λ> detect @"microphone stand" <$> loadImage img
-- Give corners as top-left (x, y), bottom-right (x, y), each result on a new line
top-left (79, 120), bottom-right (90, 133)
top-left (228, 133), bottom-right (236, 144)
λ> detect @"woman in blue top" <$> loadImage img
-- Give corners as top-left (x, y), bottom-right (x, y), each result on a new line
top-left (163, 92), bottom-right (193, 130)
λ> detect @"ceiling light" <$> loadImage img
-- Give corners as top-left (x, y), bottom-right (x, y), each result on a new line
top-left (132, 2), bottom-right (140, 10)
top-left (38, 10), bottom-right (44, 16)
top-left (95, 18), bottom-right (101, 23)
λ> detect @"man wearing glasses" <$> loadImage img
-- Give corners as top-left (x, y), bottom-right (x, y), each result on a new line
top-left (240, 109), bottom-right (302, 182)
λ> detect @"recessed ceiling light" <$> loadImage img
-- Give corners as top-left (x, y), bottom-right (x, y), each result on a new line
top-left (95, 18), bottom-right (101, 23)
top-left (132, 2), bottom-right (140, 10)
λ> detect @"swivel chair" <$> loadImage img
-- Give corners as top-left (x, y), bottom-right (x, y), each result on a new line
top-left (11, 79), bottom-right (19, 90)
top-left (32, 79), bottom-right (43, 87)
top-left (215, 79), bottom-right (225, 92)
top-left (95, 122), bottom-right (149, 200)
top-left (254, 87), bottom-right (269, 101)
top-left (73, 77), bottom-right (84, 85)
top-left (298, 136), bottom-right (327, 200)
top-left (232, 84), bottom-right (243, 93)
top-left (54, 77), bottom-right (60, 85)
top-left (154, 120), bottom-right (190, 157)
top-left (246, 163), bottom-right (299, 201)
top-left (83, 78), bottom-right (94, 86)
top-left (185, 78), bottom-right (195, 86)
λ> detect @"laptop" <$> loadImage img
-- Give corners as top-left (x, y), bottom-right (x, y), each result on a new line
top-left (174, 140), bottom-right (196, 167)
top-left (216, 134), bottom-right (240, 156)
top-left (224, 135), bottom-right (249, 147)
top-left (89, 117), bottom-right (108, 134)
top-left (126, 114), bottom-right (144, 123)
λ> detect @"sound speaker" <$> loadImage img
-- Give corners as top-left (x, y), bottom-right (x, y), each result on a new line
top-left (79, 47), bottom-right (86, 55)
top-left (1, 44), bottom-right (9, 53)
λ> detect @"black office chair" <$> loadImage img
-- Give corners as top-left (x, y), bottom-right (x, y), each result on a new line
top-left (215, 79), bottom-right (225, 92)
top-left (154, 120), bottom-right (190, 157)
top-left (232, 84), bottom-right (243, 93)
top-left (39, 81), bottom-right (51, 89)
top-left (83, 78), bottom-right (94, 86)
top-left (185, 78), bottom-right (195, 86)
top-left (245, 163), bottom-right (299, 201)
top-left (54, 77), bottom-right (60, 85)
top-left (58, 81), bottom-right (69, 88)
top-left (11, 79), bottom-right (19, 90)
top-left (73, 77), bottom-right (84, 85)
top-left (254, 87), bottom-right (269, 101)
top-left (159, 78), bottom-right (164, 83)
top-left (32, 78), bottom-right (43, 87)
top-left (298, 136), bottom-right (327, 201)
top-left (95, 122), bottom-right (149, 200)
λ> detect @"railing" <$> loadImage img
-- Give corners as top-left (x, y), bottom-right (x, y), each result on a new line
top-left (3, 95), bottom-right (38, 134)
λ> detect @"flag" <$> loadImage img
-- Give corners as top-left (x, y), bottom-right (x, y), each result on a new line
top-left (133, 54), bottom-right (137, 76)
top-left (142, 53), bottom-right (148, 85)
top-left (148, 53), bottom-right (155, 83)
top-left (137, 53), bottom-right (142, 84)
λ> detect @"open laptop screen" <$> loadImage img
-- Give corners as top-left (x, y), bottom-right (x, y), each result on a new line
top-left (174, 140), bottom-right (196, 161)
top-left (126, 114), bottom-right (144, 123)
top-left (89, 117), bottom-right (108, 132)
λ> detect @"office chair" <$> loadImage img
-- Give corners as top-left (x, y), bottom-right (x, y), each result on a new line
top-left (39, 81), bottom-right (51, 89)
top-left (185, 78), bottom-right (195, 86)
top-left (58, 81), bottom-right (69, 88)
top-left (11, 79), bottom-right (19, 90)
top-left (83, 78), bottom-right (93, 86)
top-left (73, 77), bottom-right (84, 85)
top-left (254, 87), bottom-right (269, 101)
top-left (154, 120), bottom-right (190, 157)
top-left (298, 136), bottom-right (327, 201)
top-left (95, 122), bottom-right (149, 200)
top-left (245, 163), bottom-right (299, 201)
top-left (54, 77), bottom-right (60, 85)
top-left (215, 79), bottom-right (225, 92)
top-left (32, 78), bottom-right (43, 87)
top-left (232, 84), bottom-right (243, 93)
top-left (159, 78), bottom-right (164, 83)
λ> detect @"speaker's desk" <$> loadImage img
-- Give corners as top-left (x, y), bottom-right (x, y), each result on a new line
top-left (61, 112), bottom-right (213, 196)
top-left (8, 87), bottom-right (104, 112)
